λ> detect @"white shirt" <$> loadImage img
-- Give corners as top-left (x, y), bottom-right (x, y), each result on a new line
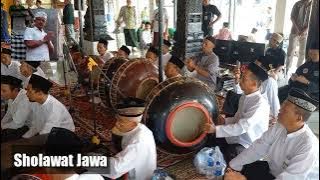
top-left (162, 52), bottom-right (172, 69)
top-left (22, 67), bottom-right (46, 89)
top-left (260, 77), bottom-right (280, 118)
top-left (152, 8), bottom-right (168, 33)
top-left (230, 123), bottom-right (319, 180)
top-left (1, 61), bottom-right (22, 80)
top-left (1, 89), bottom-right (32, 129)
top-left (23, 95), bottom-right (75, 138)
top-left (24, 27), bottom-right (50, 61)
top-left (66, 174), bottom-right (104, 180)
top-left (100, 52), bottom-right (114, 64)
top-left (233, 77), bottom-right (280, 119)
top-left (102, 124), bottom-right (157, 180)
top-left (141, 30), bottom-right (152, 45)
top-left (216, 90), bottom-right (270, 148)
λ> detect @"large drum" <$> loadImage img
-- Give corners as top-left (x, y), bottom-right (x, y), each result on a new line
top-left (144, 76), bottom-right (219, 153)
top-left (99, 58), bottom-right (159, 109)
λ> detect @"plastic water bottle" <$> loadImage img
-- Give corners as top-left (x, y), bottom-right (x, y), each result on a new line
top-left (206, 154), bottom-right (215, 179)
top-left (214, 161), bottom-right (223, 180)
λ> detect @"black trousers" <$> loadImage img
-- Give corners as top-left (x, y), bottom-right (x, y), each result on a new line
top-left (241, 161), bottom-right (275, 180)
top-left (1, 126), bottom-right (29, 143)
top-left (207, 135), bottom-right (245, 164)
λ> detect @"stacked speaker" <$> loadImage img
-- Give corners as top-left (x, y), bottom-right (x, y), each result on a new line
top-left (84, 0), bottom-right (109, 41)
top-left (172, 0), bottom-right (204, 60)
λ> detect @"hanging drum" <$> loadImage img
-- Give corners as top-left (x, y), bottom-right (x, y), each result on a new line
top-left (98, 57), bottom-right (129, 107)
top-left (99, 58), bottom-right (159, 109)
top-left (143, 76), bottom-right (219, 154)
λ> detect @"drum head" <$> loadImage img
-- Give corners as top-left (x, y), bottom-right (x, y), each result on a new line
top-left (166, 102), bottom-right (210, 147)
top-left (136, 79), bottom-right (159, 100)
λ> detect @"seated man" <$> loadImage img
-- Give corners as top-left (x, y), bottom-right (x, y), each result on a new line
top-left (224, 57), bottom-right (280, 125)
top-left (203, 62), bottom-right (270, 163)
top-left (1, 48), bottom-right (21, 79)
top-left (165, 56), bottom-right (185, 78)
top-left (1, 75), bottom-right (32, 142)
top-left (19, 61), bottom-right (46, 88)
top-left (186, 36), bottom-right (219, 88)
top-left (117, 45), bottom-right (131, 59)
top-left (90, 97), bottom-right (157, 180)
top-left (226, 88), bottom-right (319, 180)
top-left (146, 46), bottom-right (160, 66)
top-left (263, 33), bottom-right (286, 80)
top-left (23, 74), bottom-right (75, 138)
top-left (279, 42), bottom-right (319, 102)
top-left (97, 38), bottom-right (113, 64)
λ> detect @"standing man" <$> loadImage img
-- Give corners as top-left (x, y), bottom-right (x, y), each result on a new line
top-left (186, 36), bottom-right (219, 88)
top-left (202, 0), bottom-right (221, 37)
top-left (24, 11), bottom-right (54, 61)
top-left (63, 0), bottom-right (75, 45)
top-left (1, 3), bottom-right (10, 42)
top-left (203, 61), bottom-right (270, 163)
top-left (36, 0), bottom-right (45, 9)
top-left (225, 88), bottom-right (319, 180)
top-left (286, 0), bottom-right (312, 74)
top-left (151, 0), bottom-right (169, 46)
top-left (116, 0), bottom-right (138, 51)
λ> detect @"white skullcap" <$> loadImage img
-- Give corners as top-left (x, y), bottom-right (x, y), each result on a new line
top-left (34, 11), bottom-right (47, 19)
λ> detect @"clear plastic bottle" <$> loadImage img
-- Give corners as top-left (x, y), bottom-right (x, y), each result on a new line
top-left (214, 161), bottom-right (223, 180)
top-left (206, 153), bottom-right (215, 179)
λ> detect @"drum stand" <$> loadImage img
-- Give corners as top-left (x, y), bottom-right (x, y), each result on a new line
top-left (65, 37), bottom-right (126, 145)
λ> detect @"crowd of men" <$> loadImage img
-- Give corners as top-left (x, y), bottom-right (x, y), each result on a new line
top-left (1, 0), bottom-right (319, 179)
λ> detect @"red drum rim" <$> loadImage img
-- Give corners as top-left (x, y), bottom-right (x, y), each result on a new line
top-left (165, 101), bottom-right (212, 147)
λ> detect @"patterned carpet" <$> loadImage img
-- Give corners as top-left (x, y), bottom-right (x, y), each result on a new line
top-left (50, 84), bottom-right (195, 170)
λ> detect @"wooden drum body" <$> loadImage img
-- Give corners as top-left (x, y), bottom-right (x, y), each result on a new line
top-left (99, 58), bottom-right (159, 109)
top-left (144, 76), bottom-right (219, 153)
top-left (98, 57), bottom-right (129, 107)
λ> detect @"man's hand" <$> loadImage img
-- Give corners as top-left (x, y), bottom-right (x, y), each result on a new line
top-left (300, 26), bottom-right (308, 36)
top-left (233, 67), bottom-right (241, 83)
top-left (290, 73), bottom-right (298, 81)
top-left (224, 170), bottom-right (247, 180)
top-left (217, 114), bottom-right (226, 125)
top-left (202, 123), bottom-right (216, 134)
top-left (43, 31), bottom-right (54, 42)
top-left (186, 58), bottom-right (196, 72)
top-left (295, 75), bottom-right (310, 85)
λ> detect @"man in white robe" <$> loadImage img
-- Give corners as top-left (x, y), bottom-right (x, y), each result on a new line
top-left (203, 62), bottom-right (270, 162)
top-left (89, 97), bottom-right (157, 180)
top-left (225, 88), bottom-right (319, 180)
top-left (1, 75), bottom-right (32, 142)
top-left (19, 61), bottom-right (46, 88)
top-left (22, 74), bottom-right (75, 138)
top-left (1, 48), bottom-right (22, 80)
top-left (230, 57), bottom-right (280, 126)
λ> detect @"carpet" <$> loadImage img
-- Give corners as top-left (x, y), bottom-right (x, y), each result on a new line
top-left (164, 158), bottom-right (207, 180)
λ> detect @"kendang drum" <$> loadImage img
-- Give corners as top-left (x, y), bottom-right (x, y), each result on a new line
top-left (98, 57), bottom-right (129, 107)
top-left (144, 76), bottom-right (219, 154)
top-left (99, 58), bottom-right (159, 109)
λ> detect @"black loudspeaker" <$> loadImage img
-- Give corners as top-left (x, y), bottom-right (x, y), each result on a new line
top-left (172, 0), bottom-right (203, 60)
top-left (74, 0), bottom-right (84, 10)
top-left (214, 39), bottom-right (233, 64)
